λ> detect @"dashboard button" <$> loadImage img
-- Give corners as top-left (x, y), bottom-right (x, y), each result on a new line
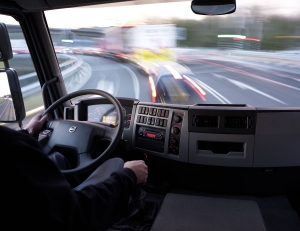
top-left (138, 107), bottom-right (143, 114)
top-left (151, 118), bottom-right (155, 125)
top-left (165, 110), bottom-right (169, 118)
top-left (157, 109), bottom-right (162, 117)
top-left (161, 109), bottom-right (165, 117)
top-left (172, 126), bottom-right (180, 134)
top-left (153, 108), bottom-right (157, 116)
top-left (170, 137), bottom-right (179, 146)
top-left (139, 116), bottom-right (144, 123)
top-left (147, 117), bottom-right (152, 124)
top-left (137, 115), bottom-right (141, 122)
top-left (174, 115), bottom-right (182, 123)
top-left (155, 118), bottom-right (160, 126)
top-left (149, 108), bottom-right (153, 115)
top-left (143, 116), bottom-right (147, 124)
top-left (163, 120), bottom-right (168, 127)
top-left (159, 119), bottom-right (164, 126)
top-left (145, 107), bottom-right (149, 114)
top-left (141, 107), bottom-right (146, 114)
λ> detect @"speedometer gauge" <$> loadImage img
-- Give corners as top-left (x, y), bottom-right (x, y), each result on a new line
top-left (90, 106), bottom-right (107, 122)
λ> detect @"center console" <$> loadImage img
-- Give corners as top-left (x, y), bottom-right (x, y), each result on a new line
top-left (132, 103), bottom-right (257, 166)
top-left (133, 103), bottom-right (189, 163)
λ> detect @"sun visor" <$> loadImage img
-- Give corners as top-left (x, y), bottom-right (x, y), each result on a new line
top-left (0, 22), bottom-right (13, 62)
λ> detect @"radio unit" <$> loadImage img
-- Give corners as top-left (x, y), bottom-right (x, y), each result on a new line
top-left (137, 126), bottom-right (165, 141)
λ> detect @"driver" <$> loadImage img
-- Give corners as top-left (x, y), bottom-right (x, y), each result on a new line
top-left (1, 113), bottom-right (148, 231)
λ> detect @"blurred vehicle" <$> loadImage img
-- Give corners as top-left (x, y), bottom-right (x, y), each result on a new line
top-left (54, 46), bottom-right (73, 54)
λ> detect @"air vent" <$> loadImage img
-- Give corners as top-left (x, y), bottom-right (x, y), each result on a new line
top-left (66, 108), bottom-right (74, 120)
top-left (225, 116), bottom-right (251, 128)
top-left (192, 115), bottom-right (219, 127)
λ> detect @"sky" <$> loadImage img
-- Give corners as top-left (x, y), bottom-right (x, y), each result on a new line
top-left (44, 0), bottom-right (300, 29)
top-left (1, 0), bottom-right (300, 29)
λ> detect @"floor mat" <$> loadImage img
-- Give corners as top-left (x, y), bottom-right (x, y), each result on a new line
top-left (150, 193), bottom-right (267, 231)
top-left (110, 193), bottom-right (165, 231)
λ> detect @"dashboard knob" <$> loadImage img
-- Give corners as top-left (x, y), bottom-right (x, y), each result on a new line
top-left (174, 115), bottom-right (182, 123)
top-left (172, 126), bottom-right (180, 134)
top-left (170, 137), bottom-right (179, 146)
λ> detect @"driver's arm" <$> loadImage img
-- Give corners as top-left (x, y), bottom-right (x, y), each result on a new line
top-left (2, 124), bottom-right (138, 231)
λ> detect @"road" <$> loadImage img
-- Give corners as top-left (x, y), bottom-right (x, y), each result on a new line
top-left (2, 50), bottom-right (300, 130)
top-left (177, 50), bottom-right (300, 106)
top-left (0, 98), bottom-right (16, 121)
top-left (78, 55), bottom-right (152, 102)
top-left (78, 52), bottom-right (300, 107)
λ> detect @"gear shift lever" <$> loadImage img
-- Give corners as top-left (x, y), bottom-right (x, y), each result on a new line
top-left (129, 184), bottom-right (147, 216)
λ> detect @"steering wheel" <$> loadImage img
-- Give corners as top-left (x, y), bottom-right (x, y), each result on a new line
top-left (42, 89), bottom-right (124, 175)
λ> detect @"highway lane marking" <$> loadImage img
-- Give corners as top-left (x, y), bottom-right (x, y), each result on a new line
top-left (227, 79), bottom-right (287, 105)
top-left (0, 100), bottom-right (11, 120)
top-left (119, 64), bottom-right (140, 100)
top-left (193, 78), bottom-right (231, 104)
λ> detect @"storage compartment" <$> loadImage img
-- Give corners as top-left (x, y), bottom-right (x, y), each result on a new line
top-left (189, 133), bottom-right (254, 167)
top-left (198, 141), bottom-right (244, 156)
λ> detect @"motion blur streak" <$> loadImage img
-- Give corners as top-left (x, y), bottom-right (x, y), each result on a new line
top-left (164, 65), bottom-right (183, 79)
top-left (183, 79), bottom-right (206, 101)
top-left (148, 76), bottom-right (157, 102)
top-left (217, 35), bottom-right (246, 39)
top-left (137, 63), bottom-right (151, 73)
top-left (185, 57), bottom-right (300, 92)
top-left (233, 38), bottom-right (261, 42)
top-left (183, 75), bottom-right (206, 96)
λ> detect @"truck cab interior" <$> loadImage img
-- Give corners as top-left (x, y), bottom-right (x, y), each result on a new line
top-left (1, 0), bottom-right (300, 230)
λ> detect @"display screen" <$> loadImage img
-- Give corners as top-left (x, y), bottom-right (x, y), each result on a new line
top-left (87, 104), bottom-right (130, 127)
top-left (103, 116), bottom-right (117, 126)
top-left (146, 132), bottom-right (156, 138)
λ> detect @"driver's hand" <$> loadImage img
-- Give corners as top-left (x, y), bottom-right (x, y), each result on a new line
top-left (25, 113), bottom-right (49, 136)
top-left (124, 160), bottom-right (148, 185)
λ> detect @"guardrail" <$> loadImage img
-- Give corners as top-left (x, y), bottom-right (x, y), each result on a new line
top-left (19, 54), bottom-right (92, 98)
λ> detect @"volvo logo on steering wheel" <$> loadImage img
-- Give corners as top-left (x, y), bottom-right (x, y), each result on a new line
top-left (69, 126), bottom-right (77, 133)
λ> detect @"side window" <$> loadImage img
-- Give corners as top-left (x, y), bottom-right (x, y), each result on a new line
top-left (0, 15), bottom-right (43, 128)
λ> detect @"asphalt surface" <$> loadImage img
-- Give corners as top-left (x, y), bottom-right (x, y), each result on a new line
top-left (78, 55), bottom-right (152, 102)
top-left (78, 52), bottom-right (300, 107)
top-left (177, 51), bottom-right (300, 107)
top-left (0, 98), bottom-right (16, 121)
top-left (2, 50), bottom-right (300, 130)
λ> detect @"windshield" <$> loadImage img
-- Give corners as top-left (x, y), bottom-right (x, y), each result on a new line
top-left (45, 0), bottom-right (300, 107)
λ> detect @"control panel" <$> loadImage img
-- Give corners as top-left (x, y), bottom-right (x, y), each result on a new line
top-left (169, 113), bottom-right (184, 155)
top-left (136, 106), bottom-right (169, 127)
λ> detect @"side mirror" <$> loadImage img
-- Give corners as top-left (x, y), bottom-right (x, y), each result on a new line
top-left (0, 69), bottom-right (25, 123)
top-left (191, 0), bottom-right (236, 15)
top-left (0, 22), bottom-right (25, 124)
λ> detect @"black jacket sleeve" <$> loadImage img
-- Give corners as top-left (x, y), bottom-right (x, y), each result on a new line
top-left (1, 125), bottom-right (136, 231)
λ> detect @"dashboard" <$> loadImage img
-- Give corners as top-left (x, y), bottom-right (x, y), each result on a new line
top-left (64, 97), bottom-right (300, 168)
top-left (87, 104), bottom-right (132, 128)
